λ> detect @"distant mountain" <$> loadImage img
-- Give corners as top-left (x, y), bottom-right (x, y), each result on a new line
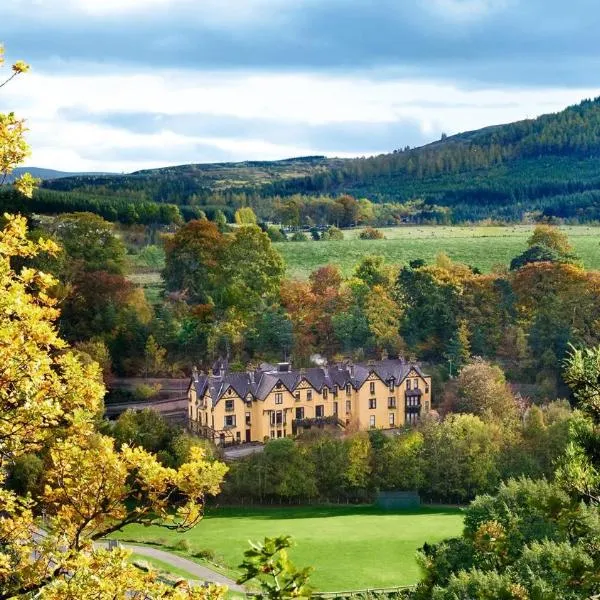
top-left (6, 167), bottom-right (114, 182)
top-left (35, 97), bottom-right (600, 222)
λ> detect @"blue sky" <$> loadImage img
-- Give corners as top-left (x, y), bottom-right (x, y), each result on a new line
top-left (2, 0), bottom-right (600, 172)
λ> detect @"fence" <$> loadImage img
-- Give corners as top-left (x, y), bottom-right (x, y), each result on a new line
top-left (311, 586), bottom-right (416, 600)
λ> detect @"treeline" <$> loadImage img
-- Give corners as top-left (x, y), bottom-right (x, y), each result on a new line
top-left (0, 188), bottom-right (191, 225)
top-left (223, 399), bottom-right (573, 505)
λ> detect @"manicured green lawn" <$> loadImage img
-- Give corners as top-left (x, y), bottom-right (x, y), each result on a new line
top-left (115, 505), bottom-right (464, 591)
top-left (276, 225), bottom-right (600, 278)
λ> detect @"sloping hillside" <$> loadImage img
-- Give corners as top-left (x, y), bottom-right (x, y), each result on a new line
top-left (30, 97), bottom-right (600, 222)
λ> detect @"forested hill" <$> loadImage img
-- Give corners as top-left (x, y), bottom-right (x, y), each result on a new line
top-left (28, 96), bottom-right (600, 223)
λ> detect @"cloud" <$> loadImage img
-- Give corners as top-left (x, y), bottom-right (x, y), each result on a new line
top-left (3, 0), bottom-right (600, 170)
top-left (3, 0), bottom-right (600, 87)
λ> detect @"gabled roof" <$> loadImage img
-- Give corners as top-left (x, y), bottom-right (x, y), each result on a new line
top-left (190, 358), bottom-right (429, 407)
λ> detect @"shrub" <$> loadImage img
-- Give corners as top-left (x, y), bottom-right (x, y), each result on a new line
top-left (322, 226), bottom-right (344, 240)
top-left (266, 227), bottom-right (287, 242)
top-left (359, 227), bottom-right (385, 240)
top-left (290, 231), bottom-right (309, 242)
top-left (194, 548), bottom-right (216, 561)
top-left (133, 383), bottom-right (161, 400)
top-left (172, 539), bottom-right (192, 553)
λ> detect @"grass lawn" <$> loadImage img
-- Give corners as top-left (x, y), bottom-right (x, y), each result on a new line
top-left (114, 505), bottom-right (464, 592)
top-left (275, 225), bottom-right (600, 278)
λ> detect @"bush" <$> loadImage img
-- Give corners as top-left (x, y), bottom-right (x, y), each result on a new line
top-left (194, 548), bottom-right (216, 561)
top-left (133, 383), bottom-right (161, 400)
top-left (359, 227), bottom-right (385, 240)
top-left (266, 227), bottom-right (287, 242)
top-left (172, 539), bottom-right (192, 553)
top-left (290, 231), bottom-right (309, 242)
top-left (322, 226), bottom-right (344, 241)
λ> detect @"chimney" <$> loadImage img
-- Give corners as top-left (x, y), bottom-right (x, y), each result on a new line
top-left (192, 365), bottom-right (199, 381)
top-left (381, 349), bottom-right (389, 361)
top-left (248, 370), bottom-right (255, 384)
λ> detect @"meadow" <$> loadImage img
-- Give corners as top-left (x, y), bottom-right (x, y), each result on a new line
top-left (115, 505), bottom-right (464, 591)
top-left (275, 225), bottom-right (600, 279)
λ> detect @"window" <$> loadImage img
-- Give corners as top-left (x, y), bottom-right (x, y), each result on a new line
top-left (323, 388), bottom-right (328, 400)
top-left (425, 384), bottom-right (430, 394)
top-left (389, 413), bottom-right (395, 426)
top-left (346, 384), bottom-right (352, 396)
top-left (307, 390), bottom-right (313, 401)
top-left (346, 400), bottom-right (351, 413)
top-left (369, 398), bottom-right (377, 409)
top-left (414, 379), bottom-right (419, 389)
top-left (275, 410), bottom-right (283, 425)
top-left (333, 385), bottom-right (338, 396)
top-left (270, 412), bottom-right (276, 426)
top-left (271, 430), bottom-right (275, 438)
top-left (295, 407), bottom-right (304, 420)
top-left (275, 392), bottom-right (283, 404)
top-left (389, 380), bottom-right (395, 392)
top-left (316, 405), bottom-right (324, 418)
top-left (369, 415), bottom-right (376, 428)
top-left (370, 381), bottom-right (375, 394)
top-left (224, 415), bottom-right (236, 428)
top-left (406, 379), bottom-right (411, 390)
top-left (225, 399), bottom-right (234, 412)
top-left (333, 401), bottom-right (338, 415)
top-left (245, 412), bottom-right (251, 425)
top-left (236, 431), bottom-right (241, 442)
top-left (294, 391), bottom-right (301, 402)
top-left (388, 397), bottom-right (396, 408)
top-left (277, 430), bottom-right (282, 438)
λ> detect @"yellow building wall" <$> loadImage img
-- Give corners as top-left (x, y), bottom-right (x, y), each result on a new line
top-left (188, 368), bottom-right (433, 444)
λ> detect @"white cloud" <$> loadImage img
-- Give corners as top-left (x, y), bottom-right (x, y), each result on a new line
top-left (5, 64), bottom-right (599, 171)
top-left (427, 0), bottom-right (512, 22)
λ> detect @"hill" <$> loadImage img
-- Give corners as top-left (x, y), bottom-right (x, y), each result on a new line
top-left (21, 97), bottom-right (600, 223)
top-left (6, 167), bottom-right (113, 182)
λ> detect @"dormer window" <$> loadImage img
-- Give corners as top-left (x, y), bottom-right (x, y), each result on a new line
top-left (323, 388), bottom-right (328, 400)
top-left (389, 380), bottom-right (395, 392)
top-left (346, 384), bottom-right (352, 396)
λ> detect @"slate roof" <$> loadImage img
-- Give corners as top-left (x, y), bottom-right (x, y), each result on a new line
top-left (191, 358), bottom-right (429, 407)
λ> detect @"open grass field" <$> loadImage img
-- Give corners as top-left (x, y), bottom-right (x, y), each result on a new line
top-left (275, 225), bottom-right (600, 279)
top-left (115, 505), bottom-right (464, 592)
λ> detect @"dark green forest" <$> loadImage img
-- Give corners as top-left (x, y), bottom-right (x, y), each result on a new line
top-left (12, 96), bottom-right (600, 225)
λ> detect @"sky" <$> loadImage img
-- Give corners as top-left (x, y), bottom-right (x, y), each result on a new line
top-left (2, 0), bottom-right (600, 173)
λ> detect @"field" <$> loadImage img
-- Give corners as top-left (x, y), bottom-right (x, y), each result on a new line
top-left (275, 225), bottom-right (600, 279)
top-left (115, 505), bottom-right (464, 591)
